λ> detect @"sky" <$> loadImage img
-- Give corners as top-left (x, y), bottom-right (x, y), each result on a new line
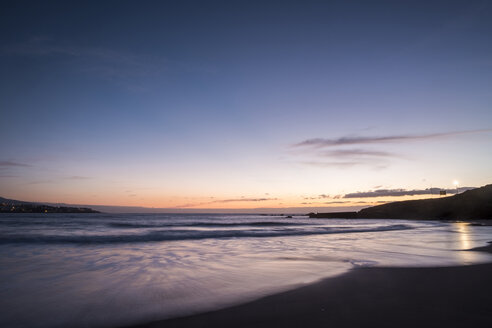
top-left (1, 0), bottom-right (491, 211)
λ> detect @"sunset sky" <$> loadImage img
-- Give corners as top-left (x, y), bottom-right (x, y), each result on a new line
top-left (1, 1), bottom-right (491, 211)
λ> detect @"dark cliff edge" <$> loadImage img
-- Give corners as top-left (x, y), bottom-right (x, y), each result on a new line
top-left (0, 197), bottom-right (100, 213)
top-left (310, 184), bottom-right (492, 220)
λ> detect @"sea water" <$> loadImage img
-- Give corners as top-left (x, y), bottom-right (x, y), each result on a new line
top-left (1, 213), bottom-right (492, 328)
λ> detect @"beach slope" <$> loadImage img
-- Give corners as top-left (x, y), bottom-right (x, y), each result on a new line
top-left (128, 244), bottom-right (492, 328)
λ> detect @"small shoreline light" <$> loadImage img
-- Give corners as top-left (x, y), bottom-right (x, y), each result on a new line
top-left (453, 180), bottom-right (459, 194)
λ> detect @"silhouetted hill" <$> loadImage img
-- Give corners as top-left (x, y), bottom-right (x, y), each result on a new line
top-left (0, 197), bottom-right (99, 213)
top-left (0, 196), bottom-right (31, 205)
top-left (310, 184), bottom-right (492, 220)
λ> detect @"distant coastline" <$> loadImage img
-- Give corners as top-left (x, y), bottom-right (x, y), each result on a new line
top-left (310, 184), bottom-right (492, 220)
top-left (0, 197), bottom-right (99, 213)
top-left (2, 184), bottom-right (491, 217)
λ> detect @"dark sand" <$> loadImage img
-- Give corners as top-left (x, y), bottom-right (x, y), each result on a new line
top-left (127, 243), bottom-right (492, 328)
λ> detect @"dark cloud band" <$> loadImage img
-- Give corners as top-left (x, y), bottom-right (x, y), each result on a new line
top-left (344, 187), bottom-right (475, 198)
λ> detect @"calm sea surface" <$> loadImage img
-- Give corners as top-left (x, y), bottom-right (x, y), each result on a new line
top-left (1, 213), bottom-right (492, 328)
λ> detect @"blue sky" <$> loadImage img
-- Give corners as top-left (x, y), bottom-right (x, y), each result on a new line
top-left (1, 0), bottom-right (491, 209)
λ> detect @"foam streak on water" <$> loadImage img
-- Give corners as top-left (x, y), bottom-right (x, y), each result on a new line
top-left (0, 213), bottom-right (491, 328)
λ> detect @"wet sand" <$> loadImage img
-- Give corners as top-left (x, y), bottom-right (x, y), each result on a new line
top-left (126, 242), bottom-right (492, 328)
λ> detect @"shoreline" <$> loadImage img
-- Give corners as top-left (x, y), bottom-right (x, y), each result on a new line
top-left (124, 241), bottom-right (492, 328)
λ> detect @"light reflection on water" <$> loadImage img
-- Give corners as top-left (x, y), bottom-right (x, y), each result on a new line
top-left (0, 216), bottom-right (491, 328)
top-left (456, 222), bottom-right (471, 249)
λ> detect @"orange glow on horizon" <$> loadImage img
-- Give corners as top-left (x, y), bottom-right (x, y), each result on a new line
top-left (3, 188), bottom-right (461, 211)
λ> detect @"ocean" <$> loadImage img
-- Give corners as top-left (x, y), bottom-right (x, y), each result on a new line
top-left (1, 213), bottom-right (492, 328)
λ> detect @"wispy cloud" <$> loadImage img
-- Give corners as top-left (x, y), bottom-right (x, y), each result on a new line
top-left (290, 129), bottom-right (491, 170)
top-left (343, 187), bottom-right (475, 198)
top-left (294, 129), bottom-right (492, 148)
top-left (25, 180), bottom-right (56, 185)
top-left (324, 201), bottom-right (350, 204)
top-left (0, 161), bottom-right (31, 178)
top-left (3, 37), bottom-right (215, 89)
top-left (213, 198), bottom-right (278, 203)
top-left (2, 38), bottom-right (167, 88)
top-left (301, 161), bottom-right (366, 168)
top-left (323, 200), bottom-right (379, 204)
top-left (304, 199), bottom-right (387, 205)
top-left (320, 149), bottom-right (397, 158)
top-left (301, 161), bottom-right (387, 170)
top-left (0, 161), bottom-right (31, 167)
top-left (304, 194), bottom-right (333, 200)
top-left (64, 176), bottom-right (92, 180)
top-left (176, 197), bottom-right (278, 208)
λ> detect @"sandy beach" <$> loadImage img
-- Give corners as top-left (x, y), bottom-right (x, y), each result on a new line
top-left (127, 242), bottom-right (492, 328)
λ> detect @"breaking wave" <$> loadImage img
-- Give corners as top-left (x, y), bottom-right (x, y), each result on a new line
top-left (0, 224), bottom-right (413, 244)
